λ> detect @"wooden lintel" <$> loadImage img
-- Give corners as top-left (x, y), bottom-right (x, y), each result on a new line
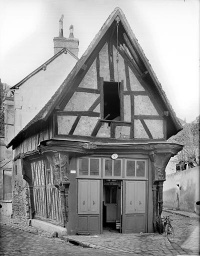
top-left (76, 87), bottom-right (100, 94)
top-left (57, 111), bottom-right (100, 117)
top-left (133, 115), bottom-right (163, 120)
top-left (123, 91), bottom-right (148, 96)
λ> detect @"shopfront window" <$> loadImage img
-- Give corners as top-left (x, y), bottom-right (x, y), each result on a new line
top-left (103, 159), bottom-right (122, 178)
top-left (125, 160), bottom-right (146, 179)
top-left (78, 158), bottom-right (100, 177)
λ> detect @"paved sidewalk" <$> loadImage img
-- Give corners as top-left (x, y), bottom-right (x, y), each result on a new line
top-left (163, 208), bottom-right (200, 219)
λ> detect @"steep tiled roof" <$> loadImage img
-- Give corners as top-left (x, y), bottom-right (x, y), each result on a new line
top-left (7, 7), bottom-right (182, 149)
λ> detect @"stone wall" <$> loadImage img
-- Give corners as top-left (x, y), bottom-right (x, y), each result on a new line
top-left (12, 159), bottom-right (30, 220)
top-left (163, 166), bottom-right (199, 214)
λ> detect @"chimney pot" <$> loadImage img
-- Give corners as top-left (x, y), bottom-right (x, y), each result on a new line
top-left (53, 16), bottom-right (79, 57)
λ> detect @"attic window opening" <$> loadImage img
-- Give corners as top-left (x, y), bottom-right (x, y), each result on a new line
top-left (103, 82), bottom-right (121, 121)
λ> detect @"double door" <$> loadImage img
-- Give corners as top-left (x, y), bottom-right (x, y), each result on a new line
top-left (77, 179), bottom-right (146, 234)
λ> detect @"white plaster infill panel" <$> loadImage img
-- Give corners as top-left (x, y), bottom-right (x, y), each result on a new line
top-left (129, 67), bottom-right (145, 91)
top-left (57, 115), bottom-right (77, 135)
top-left (134, 119), bottom-right (149, 139)
top-left (64, 92), bottom-right (99, 111)
top-left (99, 43), bottom-right (110, 81)
top-left (73, 116), bottom-right (99, 136)
top-left (144, 119), bottom-right (164, 139)
top-left (124, 95), bottom-right (131, 122)
top-left (79, 60), bottom-right (97, 89)
top-left (115, 126), bottom-right (130, 139)
top-left (113, 45), bottom-right (126, 85)
top-left (134, 95), bottom-right (159, 115)
top-left (96, 122), bottom-right (110, 138)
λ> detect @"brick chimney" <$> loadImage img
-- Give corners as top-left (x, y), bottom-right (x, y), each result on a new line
top-left (53, 15), bottom-right (79, 57)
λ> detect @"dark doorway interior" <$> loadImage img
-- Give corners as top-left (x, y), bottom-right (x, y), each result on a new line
top-left (103, 180), bottom-right (121, 233)
top-left (103, 82), bottom-right (121, 120)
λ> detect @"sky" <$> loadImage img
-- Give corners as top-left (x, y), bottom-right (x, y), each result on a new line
top-left (0, 0), bottom-right (199, 122)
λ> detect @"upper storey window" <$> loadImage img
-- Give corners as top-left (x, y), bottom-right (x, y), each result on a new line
top-left (103, 82), bottom-right (121, 121)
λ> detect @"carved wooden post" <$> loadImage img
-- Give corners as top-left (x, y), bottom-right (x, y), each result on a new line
top-left (150, 151), bottom-right (172, 232)
top-left (152, 184), bottom-right (157, 232)
top-left (158, 181), bottom-right (164, 217)
top-left (59, 181), bottom-right (70, 227)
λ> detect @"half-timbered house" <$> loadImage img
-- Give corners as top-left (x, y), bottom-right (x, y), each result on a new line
top-left (7, 8), bottom-right (183, 234)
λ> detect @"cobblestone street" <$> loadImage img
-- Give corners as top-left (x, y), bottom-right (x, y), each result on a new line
top-left (0, 223), bottom-right (117, 256)
top-left (0, 210), bottom-right (199, 255)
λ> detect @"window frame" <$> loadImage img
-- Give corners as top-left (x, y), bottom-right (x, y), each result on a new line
top-left (125, 159), bottom-right (147, 180)
top-left (103, 158), bottom-right (123, 179)
top-left (77, 157), bottom-right (101, 178)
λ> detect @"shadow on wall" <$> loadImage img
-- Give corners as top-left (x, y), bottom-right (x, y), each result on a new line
top-left (163, 167), bottom-right (199, 214)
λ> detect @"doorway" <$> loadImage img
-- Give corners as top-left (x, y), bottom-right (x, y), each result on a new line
top-left (103, 180), bottom-right (122, 232)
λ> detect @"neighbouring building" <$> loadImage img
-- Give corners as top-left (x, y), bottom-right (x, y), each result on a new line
top-left (163, 166), bottom-right (199, 215)
top-left (7, 8), bottom-right (183, 234)
top-left (0, 80), bottom-right (14, 216)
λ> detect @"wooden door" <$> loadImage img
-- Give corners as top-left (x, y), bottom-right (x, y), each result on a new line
top-left (78, 179), bottom-right (100, 234)
top-left (122, 180), bottom-right (146, 233)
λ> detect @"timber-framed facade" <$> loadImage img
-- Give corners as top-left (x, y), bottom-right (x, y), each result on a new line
top-left (8, 8), bottom-right (183, 234)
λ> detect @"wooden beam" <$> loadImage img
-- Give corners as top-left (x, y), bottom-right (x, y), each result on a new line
top-left (96, 54), bottom-right (100, 90)
top-left (120, 80), bottom-right (124, 121)
top-left (119, 44), bottom-right (141, 75)
top-left (108, 41), bottom-right (115, 81)
top-left (76, 87), bottom-right (100, 94)
top-left (140, 119), bottom-right (153, 139)
top-left (57, 111), bottom-right (100, 117)
top-left (123, 33), bottom-right (145, 72)
top-left (91, 120), bottom-right (102, 137)
top-left (69, 116), bottom-right (80, 135)
top-left (88, 97), bottom-right (101, 111)
top-left (124, 60), bottom-right (131, 92)
top-left (130, 94), bottom-right (134, 138)
top-left (123, 91), bottom-right (148, 95)
top-left (134, 115), bottom-right (163, 120)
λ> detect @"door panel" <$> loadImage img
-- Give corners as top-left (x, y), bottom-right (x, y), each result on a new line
top-left (135, 181), bottom-right (145, 213)
top-left (90, 180), bottom-right (100, 213)
top-left (88, 215), bottom-right (99, 231)
top-left (78, 179), bottom-right (100, 234)
top-left (123, 180), bottom-right (146, 233)
top-left (78, 180), bottom-right (88, 213)
top-left (125, 181), bottom-right (135, 214)
top-left (106, 204), bottom-right (117, 222)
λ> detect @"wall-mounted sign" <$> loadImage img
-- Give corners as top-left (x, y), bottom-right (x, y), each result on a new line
top-left (70, 170), bottom-right (76, 174)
